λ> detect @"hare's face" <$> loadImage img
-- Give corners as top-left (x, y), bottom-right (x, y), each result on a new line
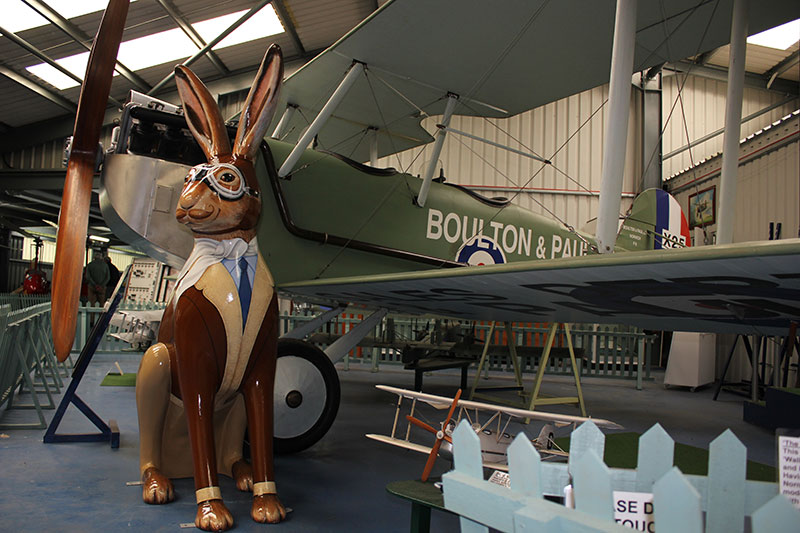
top-left (176, 157), bottom-right (261, 235)
top-left (174, 43), bottom-right (281, 239)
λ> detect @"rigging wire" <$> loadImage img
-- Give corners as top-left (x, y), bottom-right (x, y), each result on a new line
top-left (447, 130), bottom-right (594, 253)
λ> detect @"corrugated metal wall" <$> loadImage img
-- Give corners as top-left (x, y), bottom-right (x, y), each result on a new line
top-left (733, 142), bottom-right (799, 241)
top-left (661, 73), bottom-right (797, 178)
top-left (1, 125), bottom-right (116, 170)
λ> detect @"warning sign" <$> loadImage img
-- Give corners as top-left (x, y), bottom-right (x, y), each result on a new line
top-left (613, 491), bottom-right (655, 532)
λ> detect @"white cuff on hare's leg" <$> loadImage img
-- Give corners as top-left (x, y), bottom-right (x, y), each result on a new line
top-left (253, 481), bottom-right (276, 496)
top-left (195, 486), bottom-right (222, 503)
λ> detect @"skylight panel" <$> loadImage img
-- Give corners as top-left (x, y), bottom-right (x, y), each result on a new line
top-left (25, 6), bottom-right (284, 91)
top-left (747, 18), bottom-right (800, 50)
top-left (6, 0), bottom-right (137, 33)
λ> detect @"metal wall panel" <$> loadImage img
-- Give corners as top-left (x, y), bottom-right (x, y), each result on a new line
top-left (3, 125), bottom-right (115, 170)
top-left (661, 73), bottom-right (797, 178)
top-left (667, 114), bottom-right (799, 244)
top-left (733, 141), bottom-right (799, 242)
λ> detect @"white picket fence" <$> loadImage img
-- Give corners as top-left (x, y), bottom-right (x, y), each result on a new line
top-left (443, 420), bottom-right (799, 532)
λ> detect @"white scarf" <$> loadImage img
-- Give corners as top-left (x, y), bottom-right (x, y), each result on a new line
top-left (173, 237), bottom-right (259, 302)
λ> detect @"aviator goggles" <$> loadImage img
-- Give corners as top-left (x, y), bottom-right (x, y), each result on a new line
top-left (186, 163), bottom-right (259, 201)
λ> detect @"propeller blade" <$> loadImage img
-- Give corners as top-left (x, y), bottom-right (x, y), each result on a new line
top-left (51, 0), bottom-right (129, 362)
top-left (406, 415), bottom-right (437, 435)
top-left (406, 415), bottom-right (453, 444)
top-left (441, 388), bottom-right (462, 429)
top-left (421, 438), bottom-right (443, 483)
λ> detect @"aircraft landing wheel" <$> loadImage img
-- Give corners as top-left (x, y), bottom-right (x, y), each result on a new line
top-left (273, 338), bottom-right (340, 454)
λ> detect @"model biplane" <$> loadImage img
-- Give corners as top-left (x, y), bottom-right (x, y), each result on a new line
top-left (51, 0), bottom-right (800, 456)
top-left (366, 385), bottom-right (623, 480)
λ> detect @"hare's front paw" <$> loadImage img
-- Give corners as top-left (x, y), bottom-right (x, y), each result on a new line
top-left (196, 499), bottom-right (234, 531)
top-left (251, 494), bottom-right (286, 524)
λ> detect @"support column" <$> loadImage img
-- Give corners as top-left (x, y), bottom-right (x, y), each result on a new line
top-left (595, 0), bottom-right (637, 253)
top-left (640, 72), bottom-right (663, 191)
top-left (416, 94), bottom-right (458, 207)
top-left (278, 61), bottom-right (365, 178)
top-left (716, 0), bottom-right (748, 245)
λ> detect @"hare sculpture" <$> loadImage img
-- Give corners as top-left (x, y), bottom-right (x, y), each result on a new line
top-left (135, 44), bottom-right (285, 531)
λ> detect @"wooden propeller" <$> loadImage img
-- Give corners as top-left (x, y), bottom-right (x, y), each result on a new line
top-left (405, 415), bottom-right (453, 444)
top-left (420, 389), bottom-right (461, 483)
top-left (52, 0), bottom-right (129, 362)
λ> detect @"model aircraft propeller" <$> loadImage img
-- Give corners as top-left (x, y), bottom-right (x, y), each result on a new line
top-left (404, 415), bottom-right (453, 444)
top-left (52, 0), bottom-right (129, 362)
top-left (417, 388), bottom-right (461, 483)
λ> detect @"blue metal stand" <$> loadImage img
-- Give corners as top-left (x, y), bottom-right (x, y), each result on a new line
top-left (44, 266), bottom-right (130, 448)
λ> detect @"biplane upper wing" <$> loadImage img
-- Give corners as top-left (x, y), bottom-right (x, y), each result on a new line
top-left (275, 0), bottom-right (799, 162)
top-left (375, 385), bottom-right (623, 430)
top-left (280, 239), bottom-right (800, 336)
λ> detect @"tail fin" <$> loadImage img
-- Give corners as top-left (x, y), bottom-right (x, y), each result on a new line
top-left (616, 189), bottom-right (691, 251)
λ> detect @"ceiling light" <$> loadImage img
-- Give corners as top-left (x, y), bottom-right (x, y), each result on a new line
top-left (747, 18), bottom-right (800, 50)
top-left (7, 0), bottom-right (139, 33)
top-left (26, 6), bottom-right (284, 90)
top-left (89, 235), bottom-right (110, 243)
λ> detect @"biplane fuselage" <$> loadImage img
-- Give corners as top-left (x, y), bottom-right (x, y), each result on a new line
top-left (101, 115), bottom-right (599, 281)
top-left (101, 105), bottom-right (671, 291)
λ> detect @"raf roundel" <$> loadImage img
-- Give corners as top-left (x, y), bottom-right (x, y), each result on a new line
top-left (456, 236), bottom-right (507, 265)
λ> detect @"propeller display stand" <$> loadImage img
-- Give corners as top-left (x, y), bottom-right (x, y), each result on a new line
top-left (44, 266), bottom-right (131, 448)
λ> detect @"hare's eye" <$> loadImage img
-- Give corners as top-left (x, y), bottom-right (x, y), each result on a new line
top-left (219, 172), bottom-right (236, 183)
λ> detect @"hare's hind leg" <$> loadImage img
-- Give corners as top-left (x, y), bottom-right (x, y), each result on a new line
top-left (136, 342), bottom-right (175, 504)
top-left (242, 296), bottom-right (286, 524)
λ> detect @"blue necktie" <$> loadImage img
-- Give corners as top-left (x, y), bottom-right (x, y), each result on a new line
top-left (238, 257), bottom-right (251, 328)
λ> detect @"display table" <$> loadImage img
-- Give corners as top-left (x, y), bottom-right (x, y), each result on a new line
top-left (386, 479), bottom-right (455, 533)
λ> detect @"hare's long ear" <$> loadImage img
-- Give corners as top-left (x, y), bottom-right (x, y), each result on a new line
top-left (175, 65), bottom-right (232, 161)
top-left (233, 44), bottom-right (283, 161)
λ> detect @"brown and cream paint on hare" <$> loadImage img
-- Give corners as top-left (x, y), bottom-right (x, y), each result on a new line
top-left (135, 45), bottom-right (286, 530)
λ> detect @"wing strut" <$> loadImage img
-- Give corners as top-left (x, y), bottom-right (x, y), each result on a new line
top-left (595, 0), bottom-right (637, 253)
top-left (416, 93), bottom-right (458, 207)
top-left (271, 103), bottom-right (298, 140)
top-left (278, 61), bottom-right (365, 178)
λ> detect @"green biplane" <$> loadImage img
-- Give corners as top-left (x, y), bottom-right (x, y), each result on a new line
top-left (56, 0), bottom-right (800, 451)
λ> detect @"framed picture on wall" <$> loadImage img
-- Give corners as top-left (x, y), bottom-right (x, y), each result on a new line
top-left (688, 185), bottom-right (716, 229)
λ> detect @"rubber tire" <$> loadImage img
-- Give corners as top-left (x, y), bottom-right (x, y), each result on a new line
top-left (273, 338), bottom-right (340, 454)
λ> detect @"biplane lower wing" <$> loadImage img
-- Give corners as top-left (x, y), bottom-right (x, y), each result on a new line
top-left (280, 239), bottom-right (800, 336)
top-left (368, 433), bottom-right (514, 471)
top-left (366, 434), bottom-right (432, 455)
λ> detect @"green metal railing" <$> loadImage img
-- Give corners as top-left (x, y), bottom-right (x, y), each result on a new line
top-left (0, 302), bottom-right (71, 429)
top-left (279, 313), bottom-right (655, 385)
top-left (0, 293), bottom-right (51, 311)
top-left (0, 293), bottom-right (654, 430)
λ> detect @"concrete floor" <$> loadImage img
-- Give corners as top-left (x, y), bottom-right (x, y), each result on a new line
top-left (0, 352), bottom-right (776, 532)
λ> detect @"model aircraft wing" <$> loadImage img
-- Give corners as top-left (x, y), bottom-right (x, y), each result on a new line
top-left (367, 434), bottom-right (516, 471)
top-left (280, 239), bottom-right (800, 336)
top-left (275, 0), bottom-right (799, 161)
top-left (366, 433), bottom-right (432, 456)
top-left (375, 385), bottom-right (623, 430)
